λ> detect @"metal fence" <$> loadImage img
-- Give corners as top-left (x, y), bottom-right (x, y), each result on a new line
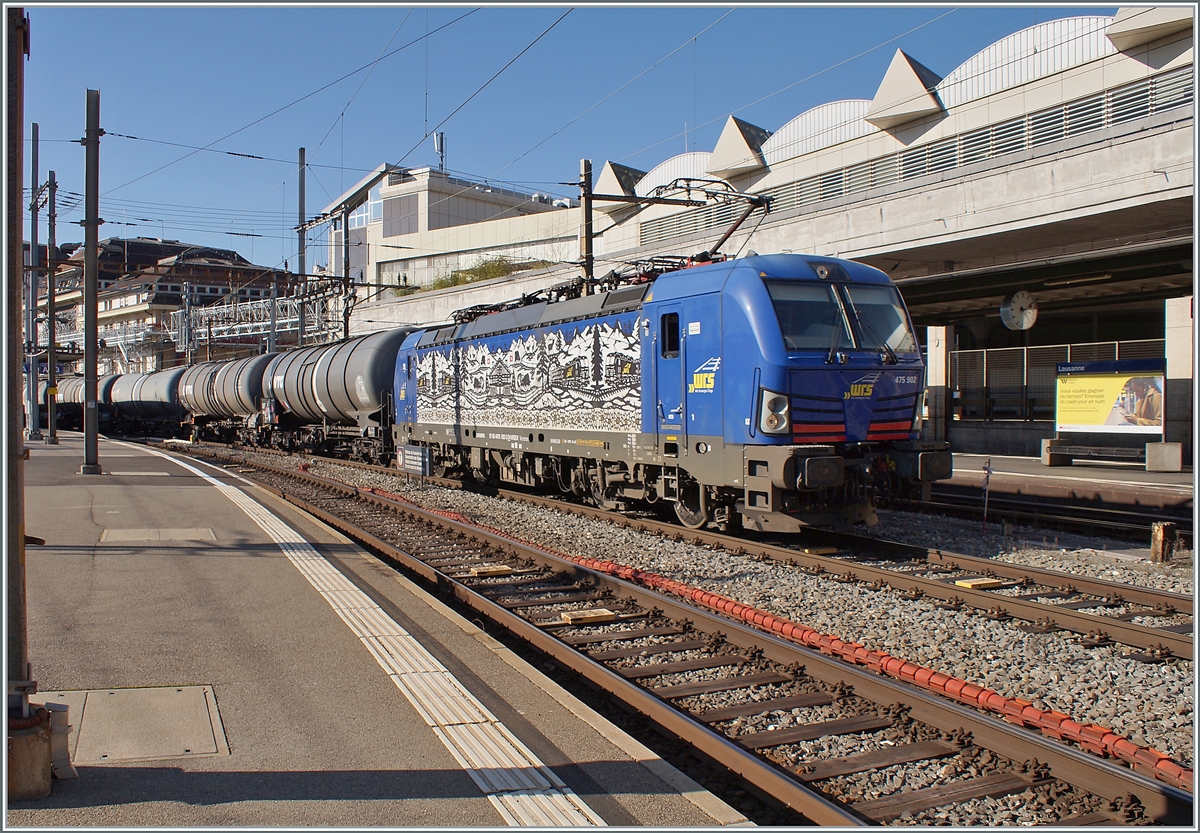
top-left (950, 338), bottom-right (1164, 421)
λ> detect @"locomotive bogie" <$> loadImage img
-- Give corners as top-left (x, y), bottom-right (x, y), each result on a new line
top-left (42, 253), bottom-right (949, 533)
top-left (396, 254), bottom-right (951, 531)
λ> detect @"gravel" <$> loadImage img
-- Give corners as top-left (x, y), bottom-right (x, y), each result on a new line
top-left (866, 509), bottom-right (1194, 595)
top-left (221, 451), bottom-right (1196, 770)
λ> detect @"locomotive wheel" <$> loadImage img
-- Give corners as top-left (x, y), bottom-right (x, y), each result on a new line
top-left (674, 480), bottom-right (710, 529)
top-left (589, 471), bottom-right (607, 507)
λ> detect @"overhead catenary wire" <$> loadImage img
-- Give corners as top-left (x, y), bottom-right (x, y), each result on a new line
top-left (390, 8), bottom-right (573, 171)
top-left (313, 1), bottom-right (944, 285)
top-left (616, 7), bottom-right (961, 167)
top-left (294, 7), bottom-right (580, 267)
top-left (102, 8), bottom-right (479, 197)
top-left (309, 10), bottom-right (413, 163)
top-left (482, 9), bottom-right (735, 183)
top-left (409, 8), bottom-right (738, 239)
top-left (47, 8), bottom-right (1143, 284)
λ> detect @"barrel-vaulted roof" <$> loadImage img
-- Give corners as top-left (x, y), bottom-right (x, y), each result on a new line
top-left (633, 152), bottom-right (713, 197)
top-left (622, 13), bottom-right (1146, 190)
top-left (936, 16), bottom-right (1116, 110)
top-left (762, 100), bottom-right (874, 166)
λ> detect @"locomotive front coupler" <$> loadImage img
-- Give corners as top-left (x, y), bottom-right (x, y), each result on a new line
top-left (886, 440), bottom-right (953, 483)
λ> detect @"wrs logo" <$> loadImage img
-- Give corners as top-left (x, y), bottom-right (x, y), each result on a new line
top-left (688, 357), bottom-right (721, 394)
top-left (844, 372), bottom-right (881, 400)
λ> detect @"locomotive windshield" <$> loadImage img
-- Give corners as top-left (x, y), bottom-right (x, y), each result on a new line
top-left (842, 284), bottom-right (918, 354)
top-left (764, 279), bottom-right (917, 355)
top-left (763, 281), bottom-right (853, 351)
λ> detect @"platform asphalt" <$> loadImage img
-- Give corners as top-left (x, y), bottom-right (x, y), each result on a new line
top-left (944, 453), bottom-right (1193, 511)
top-left (9, 432), bottom-right (747, 828)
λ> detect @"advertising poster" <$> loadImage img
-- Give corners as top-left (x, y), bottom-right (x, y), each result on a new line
top-left (1055, 359), bottom-right (1165, 434)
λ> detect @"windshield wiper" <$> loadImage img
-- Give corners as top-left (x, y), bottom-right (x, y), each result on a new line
top-left (852, 308), bottom-right (897, 365)
top-left (825, 309), bottom-right (844, 364)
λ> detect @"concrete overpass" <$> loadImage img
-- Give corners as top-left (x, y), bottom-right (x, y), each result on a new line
top-left (344, 9), bottom-right (1193, 461)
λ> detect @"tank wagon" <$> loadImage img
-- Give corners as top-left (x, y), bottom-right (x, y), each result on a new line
top-left (44, 329), bottom-right (414, 459)
top-left (395, 253), bottom-right (952, 531)
top-left (109, 367), bottom-right (187, 434)
top-left (50, 374), bottom-right (119, 430)
top-left (179, 353), bottom-right (277, 443)
top-left (255, 328), bottom-right (415, 461)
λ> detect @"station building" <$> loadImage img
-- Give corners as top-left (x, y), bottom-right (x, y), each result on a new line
top-left (317, 9), bottom-right (1197, 462)
top-left (37, 237), bottom-right (291, 375)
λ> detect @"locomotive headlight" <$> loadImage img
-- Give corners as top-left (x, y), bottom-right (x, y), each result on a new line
top-left (759, 389), bottom-right (791, 435)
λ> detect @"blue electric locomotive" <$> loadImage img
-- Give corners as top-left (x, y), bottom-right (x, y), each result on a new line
top-left (394, 253), bottom-right (951, 531)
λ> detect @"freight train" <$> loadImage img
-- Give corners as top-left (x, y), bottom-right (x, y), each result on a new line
top-left (37, 253), bottom-right (952, 531)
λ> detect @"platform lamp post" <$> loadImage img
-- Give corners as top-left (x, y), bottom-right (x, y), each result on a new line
top-left (79, 88), bottom-right (102, 475)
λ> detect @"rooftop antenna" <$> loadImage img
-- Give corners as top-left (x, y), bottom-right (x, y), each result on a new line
top-left (434, 132), bottom-right (445, 171)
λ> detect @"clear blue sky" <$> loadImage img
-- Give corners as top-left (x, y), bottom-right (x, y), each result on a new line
top-left (22, 3), bottom-right (1117, 270)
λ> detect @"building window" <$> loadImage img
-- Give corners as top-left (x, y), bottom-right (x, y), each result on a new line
top-left (661, 313), bottom-right (680, 358)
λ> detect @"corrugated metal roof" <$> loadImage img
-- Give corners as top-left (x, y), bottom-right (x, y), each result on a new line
top-left (937, 16), bottom-right (1116, 109)
top-left (762, 99), bottom-right (874, 166)
top-left (633, 152), bottom-right (713, 196)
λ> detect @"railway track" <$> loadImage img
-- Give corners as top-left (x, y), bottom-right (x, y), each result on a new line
top-left (899, 489), bottom-right (1193, 546)
top-left (170, 443), bottom-right (1192, 825)
top-left (180, 441), bottom-right (1194, 658)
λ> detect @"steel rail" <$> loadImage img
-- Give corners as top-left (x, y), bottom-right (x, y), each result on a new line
top-left (221, 457), bottom-right (1193, 825)
top-left (181, 443), bottom-right (1193, 655)
top-left (909, 492), bottom-right (1194, 540)
top-left (462, 486), bottom-right (1195, 658)
top-left (246, 472), bottom-right (868, 824)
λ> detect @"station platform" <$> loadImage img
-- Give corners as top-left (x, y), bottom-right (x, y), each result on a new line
top-left (9, 432), bottom-right (746, 827)
top-left (943, 453), bottom-right (1193, 511)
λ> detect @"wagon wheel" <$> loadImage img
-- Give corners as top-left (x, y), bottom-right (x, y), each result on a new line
top-left (674, 479), bottom-right (710, 529)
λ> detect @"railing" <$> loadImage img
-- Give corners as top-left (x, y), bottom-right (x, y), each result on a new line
top-left (640, 64), bottom-right (1192, 245)
top-left (950, 338), bottom-right (1164, 421)
top-left (53, 319), bottom-right (166, 350)
top-left (165, 283), bottom-right (348, 348)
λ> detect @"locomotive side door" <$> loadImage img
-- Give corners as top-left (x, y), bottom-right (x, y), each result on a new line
top-left (399, 354), bottom-right (416, 427)
top-left (681, 293), bottom-right (722, 450)
top-left (654, 305), bottom-right (685, 457)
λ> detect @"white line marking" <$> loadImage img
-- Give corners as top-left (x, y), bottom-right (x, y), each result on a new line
top-left (950, 468), bottom-right (1193, 493)
top-left (120, 443), bottom-right (604, 826)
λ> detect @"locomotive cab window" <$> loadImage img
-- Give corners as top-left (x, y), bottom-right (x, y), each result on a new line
top-left (843, 284), bottom-right (918, 354)
top-left (661, 312), bottom-right (680, 358)
top-left (763, 280), bottom-right (852, 351)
